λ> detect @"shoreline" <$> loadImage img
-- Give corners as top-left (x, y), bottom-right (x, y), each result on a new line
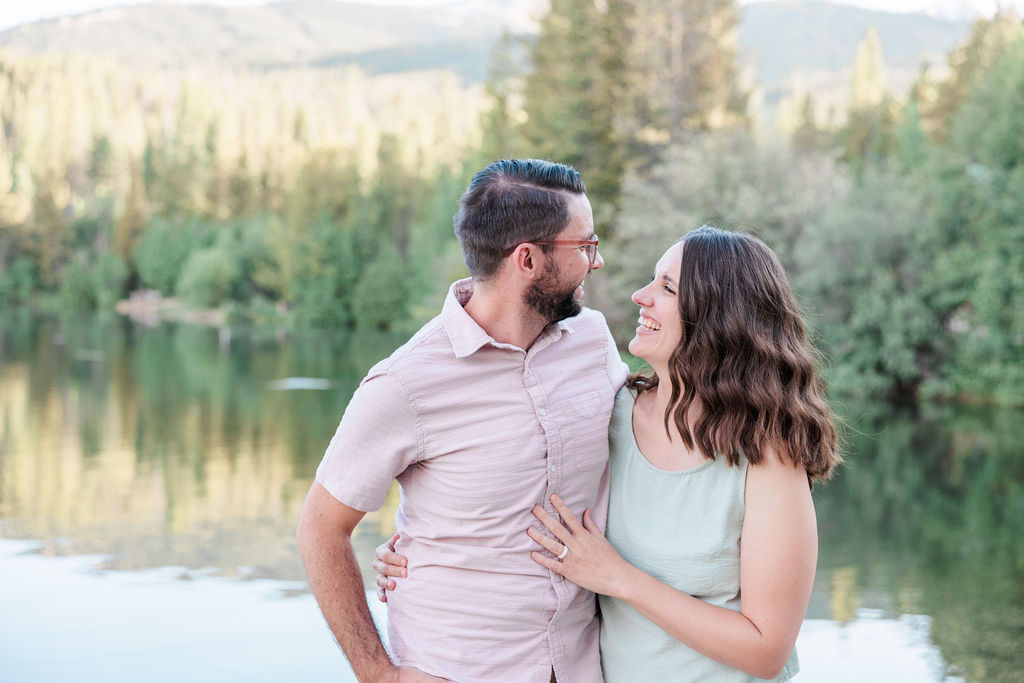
top-left (114, 289), bottom-right (227, 328)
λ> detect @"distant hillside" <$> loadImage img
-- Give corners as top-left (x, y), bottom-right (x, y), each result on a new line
top-left (0, 0), bottom-right (545, 81)
top-left (0, 0), bottom-right (971, 91)
top-left (739, 1), bottom-right (969, 84)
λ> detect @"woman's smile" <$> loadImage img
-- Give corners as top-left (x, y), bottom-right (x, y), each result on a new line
top-left (637, 313), bottom-right (661, 332)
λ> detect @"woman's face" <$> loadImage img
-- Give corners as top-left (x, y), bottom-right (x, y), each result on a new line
top-left (628, 243), bottom-right (683, 368)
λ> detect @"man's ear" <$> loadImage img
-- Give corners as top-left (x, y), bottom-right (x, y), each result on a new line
top-left (508, 243), bottom-right (543, 279)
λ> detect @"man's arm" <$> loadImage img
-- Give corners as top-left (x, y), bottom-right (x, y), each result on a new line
top-left (297, 483), bottom-right (445, 682)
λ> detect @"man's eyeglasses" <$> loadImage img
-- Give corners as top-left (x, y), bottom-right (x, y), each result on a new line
top-left (503, 237), bottom-right (600, 267)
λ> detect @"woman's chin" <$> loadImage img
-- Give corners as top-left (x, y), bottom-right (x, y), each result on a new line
top-left (627, 337), bottom-right (644, 359)
top-left (628, 341), bottom-right (662, 370)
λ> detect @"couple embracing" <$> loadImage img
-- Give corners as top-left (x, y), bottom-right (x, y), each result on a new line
top-left (297, 159), bottom-right (840, 683)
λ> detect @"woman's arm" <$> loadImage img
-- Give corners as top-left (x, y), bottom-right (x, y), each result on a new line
top-left (529, 450), bottom-right (816, 680)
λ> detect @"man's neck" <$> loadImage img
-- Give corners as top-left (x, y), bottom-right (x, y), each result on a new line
top-left (463, 282), bottom-right (550, 351)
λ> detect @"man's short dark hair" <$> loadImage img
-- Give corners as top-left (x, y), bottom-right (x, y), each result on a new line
top-left (454, 159), bottom-right (586, 279)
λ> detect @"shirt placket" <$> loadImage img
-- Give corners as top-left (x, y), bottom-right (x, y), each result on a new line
top-left (523, 340), bottom-right (573, 678)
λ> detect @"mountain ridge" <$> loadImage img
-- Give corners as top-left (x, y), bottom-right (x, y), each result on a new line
top-left (0, 0), bottom-right (970, 89)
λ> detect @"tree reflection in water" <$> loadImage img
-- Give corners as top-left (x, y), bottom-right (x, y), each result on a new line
top-left (817, 400), bottom-right (1024, 682)
top-left (0, 312), bottom-right (405, 585)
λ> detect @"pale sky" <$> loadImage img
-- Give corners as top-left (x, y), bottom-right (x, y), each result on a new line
top-left (2, 0), bottom-right (1022, 32)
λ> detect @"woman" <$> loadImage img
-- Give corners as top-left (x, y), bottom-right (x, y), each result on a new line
top-left (377, 226), bottom-right (840, 681)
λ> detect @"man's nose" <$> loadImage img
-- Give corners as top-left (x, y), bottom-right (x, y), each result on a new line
top-left (590, 249), bottom-right (605, 271)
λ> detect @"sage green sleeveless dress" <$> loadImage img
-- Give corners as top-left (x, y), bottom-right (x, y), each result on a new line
top-left (599, 388), bottom-right (799, 682)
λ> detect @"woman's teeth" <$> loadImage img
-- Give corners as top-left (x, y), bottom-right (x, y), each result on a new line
top-left (639, 315), bottom-right (660, 331)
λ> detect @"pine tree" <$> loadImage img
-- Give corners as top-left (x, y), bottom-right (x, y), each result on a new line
top-left (114, 163), bottom-right (147, 264)
top-left (842, 26), bottom-right (896, 166)
top-left (926, 11), bottom-right (1024, 140)
top-left (791, 92), bottom-right (832, 154)
top-left (87, 133), bottom-right (114, 195)
top-left (850, 26), bottom-right (887, 110)
top-left (518, 0), bottom-right (746, 225)
top-left (626, 0), bottom-right (747, 146)
top-left (480, 32), bottom-right (527, 162)
top-left (227, 152), bottom-right (256, 219)
top-left (522, 0), bottom-right (603, 170)
top-left (28, 176), bottom-right (68, 288)
top-left (521, 0), bottom-right (629, 229)
top-left (588, 0), bottom-right (630, 211)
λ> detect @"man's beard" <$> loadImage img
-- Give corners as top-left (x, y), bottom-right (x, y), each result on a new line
top-left (524, 261), bottom-right (582, 324)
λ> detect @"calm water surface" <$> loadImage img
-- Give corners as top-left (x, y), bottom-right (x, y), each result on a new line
top-left (1, 312), bottom-right (1021, 682)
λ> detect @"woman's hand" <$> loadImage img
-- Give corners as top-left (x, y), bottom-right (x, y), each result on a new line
top-left (528, 493), bottom-right (635, 599)
top-left (372, 533), bottom-right (408, 603)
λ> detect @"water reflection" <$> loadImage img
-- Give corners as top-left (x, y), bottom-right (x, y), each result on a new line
top-left (0, 312), bottom-right (403, 583)
top-left (1, 312), bottom-right (1022, 681)
top-left (814, 400), bottom-right (1024, 682)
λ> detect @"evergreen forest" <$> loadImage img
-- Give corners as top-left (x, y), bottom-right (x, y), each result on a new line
top-left (1, 1), bottom-right (1023, 405)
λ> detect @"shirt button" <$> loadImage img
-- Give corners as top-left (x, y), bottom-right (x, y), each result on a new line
top-left (539, 407), bottom-right (548, 416)
top-left (550, 464), bottom-right (557, 472)
top-left (549, 622), bottom-right (558, 632)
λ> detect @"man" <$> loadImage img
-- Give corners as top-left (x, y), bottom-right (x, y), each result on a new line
top-left (297, 159), bottom-right (626, 682)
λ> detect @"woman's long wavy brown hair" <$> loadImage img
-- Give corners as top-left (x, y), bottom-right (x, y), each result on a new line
top-left (628, 226), bottom-right (841, 480)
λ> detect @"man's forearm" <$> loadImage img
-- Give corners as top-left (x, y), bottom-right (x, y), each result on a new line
top-left (299, 527), bottom-right (394, 681)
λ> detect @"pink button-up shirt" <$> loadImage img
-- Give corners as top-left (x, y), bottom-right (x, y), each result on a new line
top-left (316, 279), bottom-right (626, 682)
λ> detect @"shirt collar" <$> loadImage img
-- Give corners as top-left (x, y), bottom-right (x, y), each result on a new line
top-left (442, 278), bottom-right (574, 359)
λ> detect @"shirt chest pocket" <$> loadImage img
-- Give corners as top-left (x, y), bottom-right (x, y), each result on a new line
top-left (557, 388), bottom-right (613, 472)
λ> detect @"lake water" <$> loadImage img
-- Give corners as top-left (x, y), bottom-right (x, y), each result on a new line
top-left (1, 312), bottom-right (1020, 682)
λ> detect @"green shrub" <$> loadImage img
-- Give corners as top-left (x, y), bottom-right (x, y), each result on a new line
top-left (60, 258), bottom-right (95, 309)
top-left (91, 252), bottom-right (128, 310)
top-left (176, 247), bottom-right (240, 308)
top-left (350, 242), bottom-right (412, 330)
top-left (58, 252), bottom-right (128, 311)
top-left (287, 216), bottom-right (358, 328)
top-left (0, 258), bottom-right (38, 304)
top-left (134, 217), bottom-right (212, 294)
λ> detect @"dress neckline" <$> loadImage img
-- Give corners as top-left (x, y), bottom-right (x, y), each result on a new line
top-left (626, 389), bottom-right (716, 475)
